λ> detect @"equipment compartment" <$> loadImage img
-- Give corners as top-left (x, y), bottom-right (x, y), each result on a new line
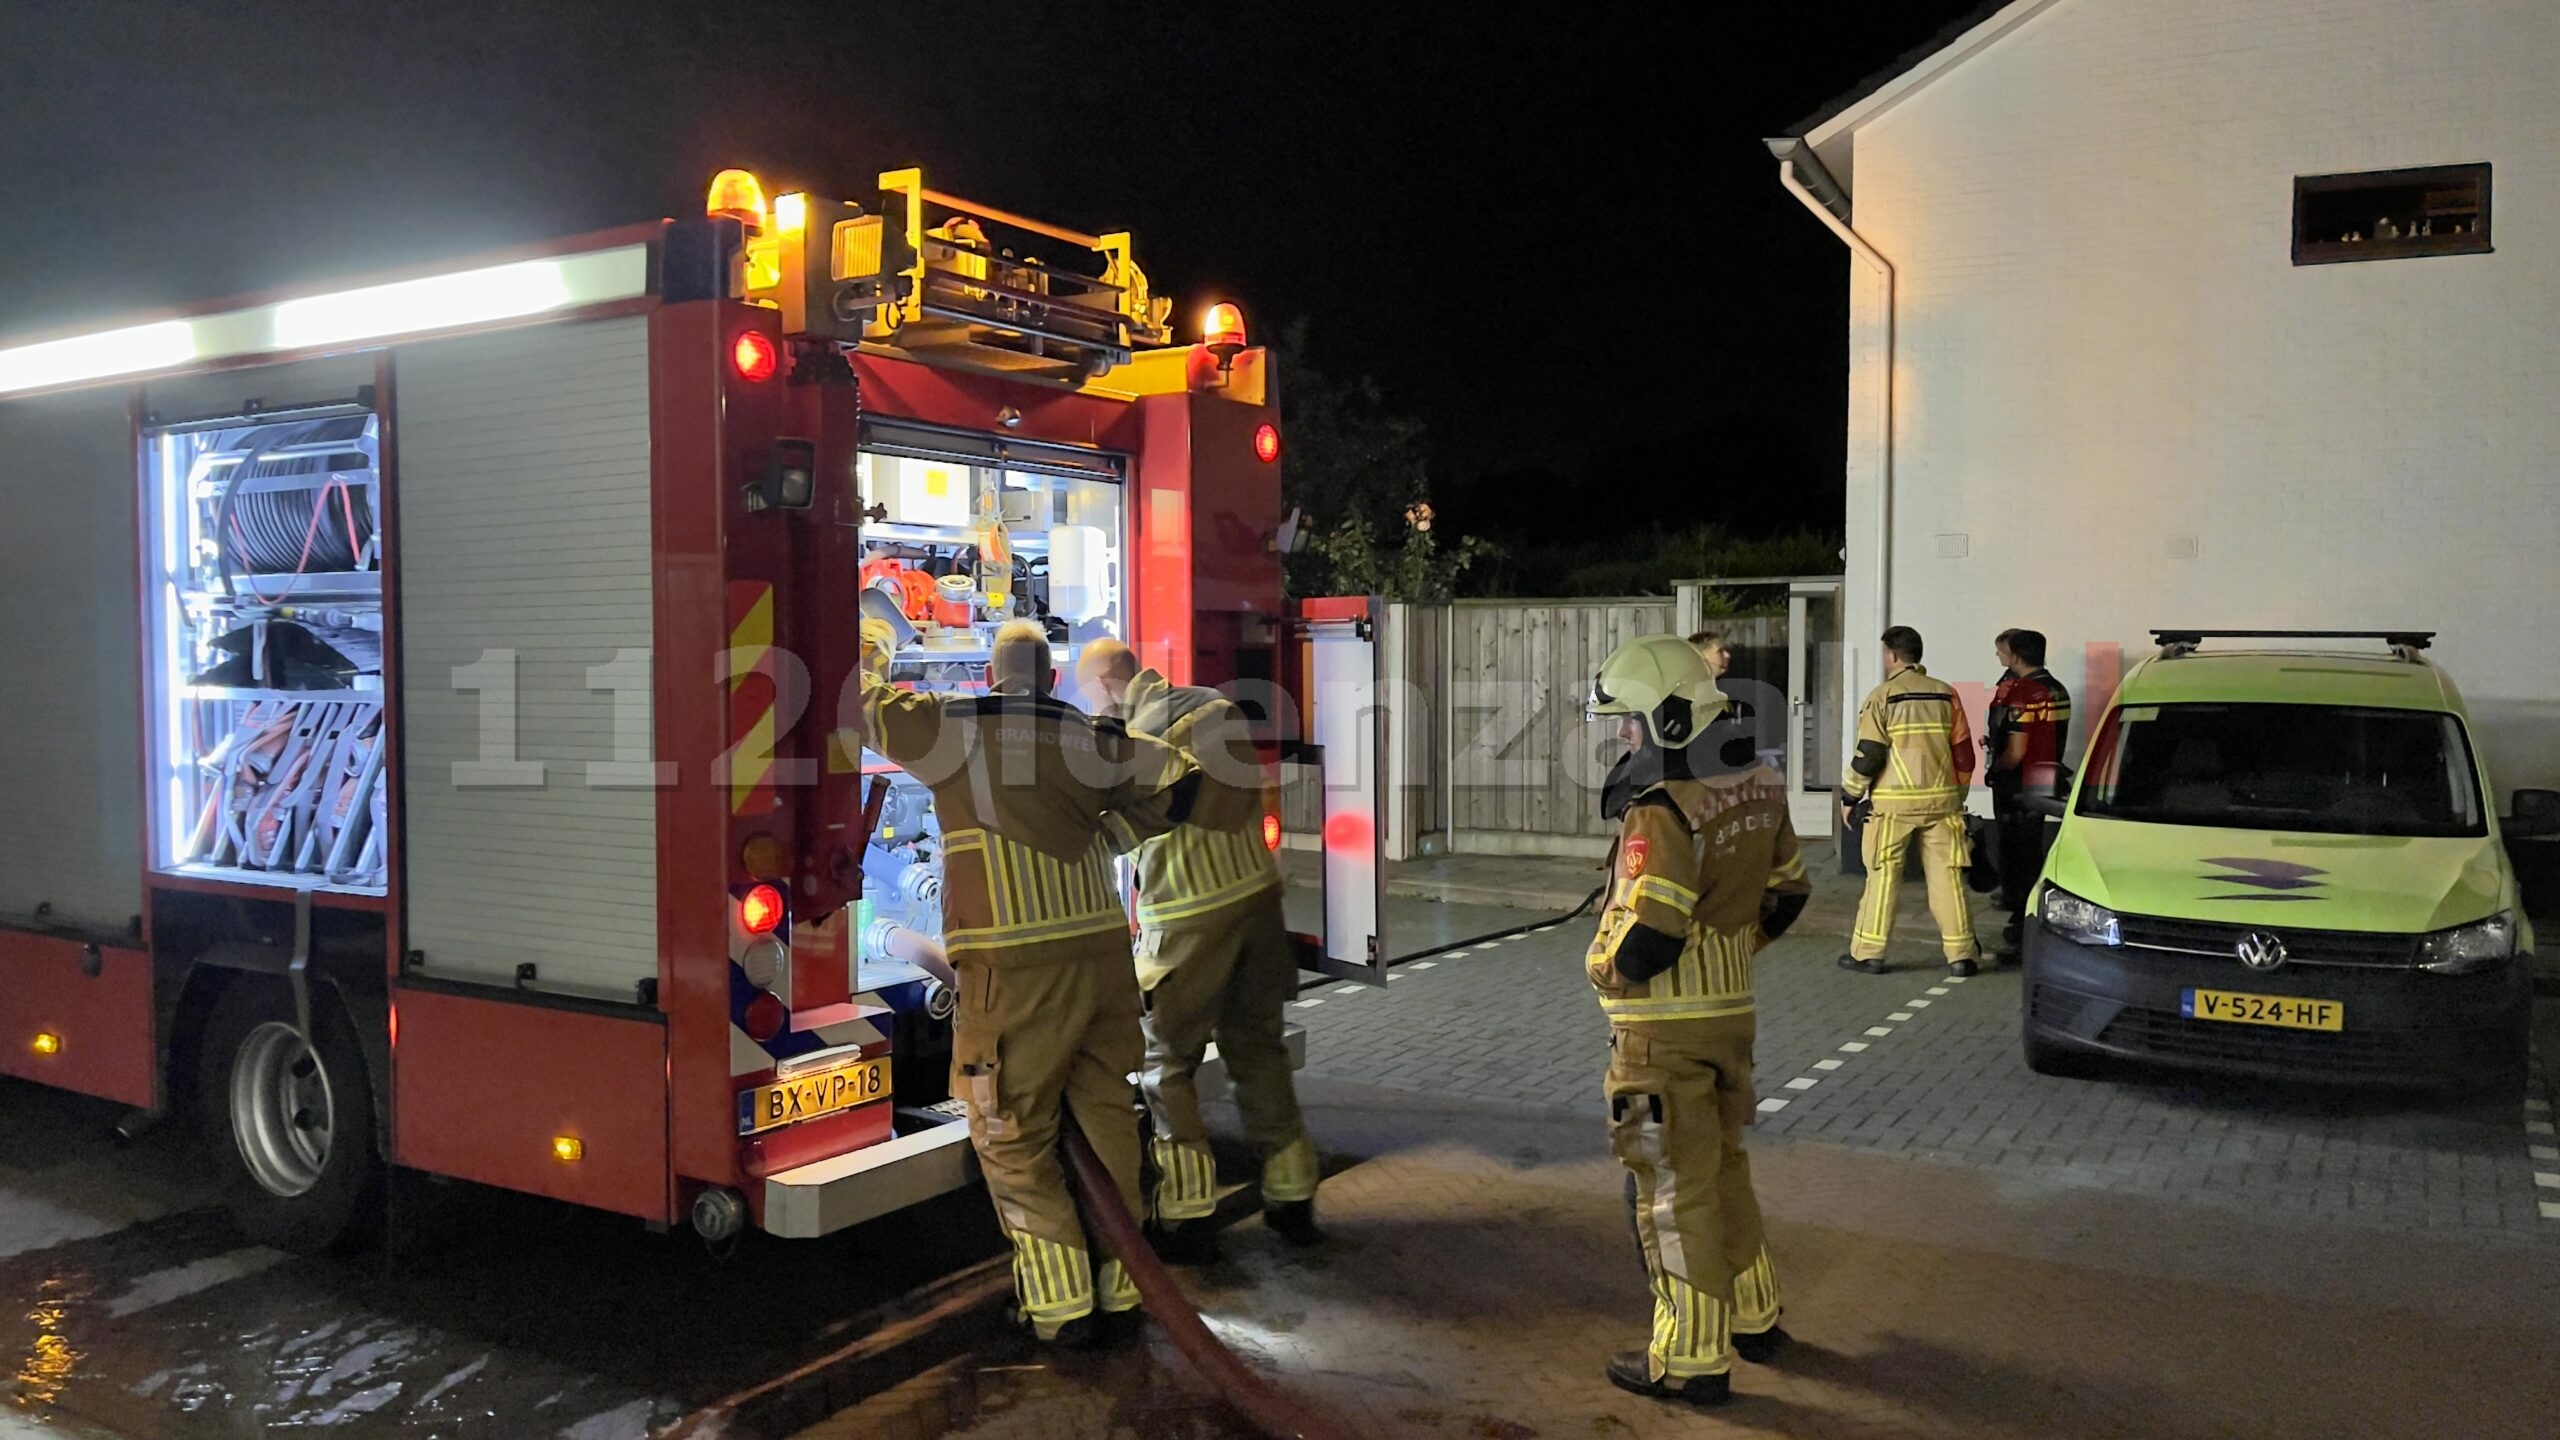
top-left (144, 408), bottom-right (389, 894)
top-left (850, 438), bottom-right (1128, 981)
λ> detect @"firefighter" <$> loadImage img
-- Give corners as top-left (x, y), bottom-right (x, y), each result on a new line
top-left (1838, 625), bottom-right (1984, 976)
top-left (1985, 627), bottom-right (2072, 961)
top-left (856, 619), bottom-right (1207, 1347)
top-left (1075, 639), bottom-right (1319, 1264)
top-left (1583, 634), bottom-right (1812, 1407)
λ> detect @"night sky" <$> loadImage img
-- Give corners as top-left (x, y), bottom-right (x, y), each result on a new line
top-left (2, 1), bottom-right (1986, 546)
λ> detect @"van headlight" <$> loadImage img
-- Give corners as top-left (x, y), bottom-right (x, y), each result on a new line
top-left (2416, 911), bottom-right (2517, 974)
top-left (2039, 886), bottom-right (2121, 947)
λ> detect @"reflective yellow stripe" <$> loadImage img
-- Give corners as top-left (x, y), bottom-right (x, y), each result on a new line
top-left (1871, 783), bottom-right (1965, 801)
top-left (1629, 874), bottom-right (1700, 916)
top-left (1138, 871), bottom-right (1280, 926)
top-left (1732, 1246), bottom-right (1781, 1333)
top-left (1010, 1233), bottom-right (1096, 1325)
top-left (1652, 1269), bottom-right (1732, 1377)
top-left (1132, 823), bottom-right (1281, 928)
top-left (1097, 1259), bottom-right (1140, 1314)
top-left (946, 912), bottom-right (1131, 954)
top-left (1768, 853), bottom-right (1807, 885)
top-left (1151, 1136), bottom-right (1219, 1221)
top-left (1587, 884), bottom-right (1764, 1019)
top-left (1261, 1135), bottom-right (1319, 1204)
top-left (1601, 993), bottom-right (1756, 1021)
top-left (943, 826), bottom-right (1126, 954)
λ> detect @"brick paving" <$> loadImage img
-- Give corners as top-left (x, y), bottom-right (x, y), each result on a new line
top-left (1279, 856), bottom-right (2560, 1246)
top-left (808, 1079), bottom-right (2560, 1439)
top-left (789, 853), bottom-right (2560, 1437)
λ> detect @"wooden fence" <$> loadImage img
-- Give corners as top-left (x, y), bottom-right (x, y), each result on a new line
top-left (1277, 599), bottom-right (1832, 859)
top-left (1445, 599), bottom-right (1674, 850)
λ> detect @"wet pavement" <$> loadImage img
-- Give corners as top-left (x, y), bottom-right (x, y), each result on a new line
top-left (0, 1078), bottom-right (1013, 1439)
top-left (9, 860), bottom-right (2560, 1439)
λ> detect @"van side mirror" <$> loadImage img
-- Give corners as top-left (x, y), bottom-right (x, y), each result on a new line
top-left (2508, 789), bottom-right (2560, 838)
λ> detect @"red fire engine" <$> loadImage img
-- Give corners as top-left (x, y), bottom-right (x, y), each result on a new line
top-left (0, 166), bottom-right (1330, 1249)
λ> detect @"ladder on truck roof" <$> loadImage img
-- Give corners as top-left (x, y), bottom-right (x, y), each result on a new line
top-left (732, 165), bottom-right (1178, 384)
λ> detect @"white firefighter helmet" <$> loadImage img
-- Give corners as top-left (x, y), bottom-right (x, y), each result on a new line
top-left (1585, 633), bottom-right (1729, 749)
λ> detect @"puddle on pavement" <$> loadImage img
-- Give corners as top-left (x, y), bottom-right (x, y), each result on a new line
top-left (928, 1336), bottom-right (1253, 1440)
top-left (1, 1170), bottom-right (1008, 1439)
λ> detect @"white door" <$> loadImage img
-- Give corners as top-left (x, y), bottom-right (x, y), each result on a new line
top-left (1784, 581), bottom-right (1844, 837)
top-left (1300, 601), bottom-right (1388, 987)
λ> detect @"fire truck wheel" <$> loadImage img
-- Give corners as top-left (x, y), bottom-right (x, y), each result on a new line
top-left (197, 978), bottom-right (383, 1254)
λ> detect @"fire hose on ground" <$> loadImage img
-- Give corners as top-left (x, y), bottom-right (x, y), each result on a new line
top-left (1288, 882), bottom-right (1607, 997)
top-left (885, 927), bottom-right (1371, 1440)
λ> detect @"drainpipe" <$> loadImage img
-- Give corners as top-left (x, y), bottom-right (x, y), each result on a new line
top-left (1768, 139), bottom-right (1895, 675)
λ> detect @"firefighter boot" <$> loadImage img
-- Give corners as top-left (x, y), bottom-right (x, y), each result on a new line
top-left (1149, 1217), bottom-right (1222, 1266)
top-left (1732, 1246), bottom-right (1787, 1363)
top-left (1260, 1135), bottom-right (1324, 1246)
top-left (1606, 1352), bottom-right (1732, 1407)
top-left (1030, 1313), bottom-right (1098, 1350)
top-left (1146, 1134), bottom-right (1223, 1264)
top-left (1093, 1258), bottom-right (1144, 1346)
top-left (1733, 1324), bottom-right (1793, 1364)
top-left (1263, 1199), bottom-right (1323, 1247)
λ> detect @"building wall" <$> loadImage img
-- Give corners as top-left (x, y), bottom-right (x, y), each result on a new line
top-left (1838, 0), bottom-right (2560, 797)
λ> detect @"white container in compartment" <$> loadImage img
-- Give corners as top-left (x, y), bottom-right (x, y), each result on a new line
top-left (1047, 524), bottom-right (1111, 621)
top-left (872, 453), bottom-right (972, 528)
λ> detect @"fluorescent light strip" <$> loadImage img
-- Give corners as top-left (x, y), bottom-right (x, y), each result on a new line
top-left (0, 245), bottom-right (650, 396)
top-left (271, 258), bottom-right (575, 348)
top-left (0, 321), bottom-right (196, 394)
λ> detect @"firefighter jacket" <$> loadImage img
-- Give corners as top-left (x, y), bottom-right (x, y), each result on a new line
top-left (858, 680), bottom-right (1200, 967)
top-left (1840, 665), bottom-right (1975, 817)
top-left (1103, 669), bottom-right (1279, 932)
top-left (1585, 766), bottom-right (1812, 1026)
top-left (1985, 667), bottom-right (2073, 793)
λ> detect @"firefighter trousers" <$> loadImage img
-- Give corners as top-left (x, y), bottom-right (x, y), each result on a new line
top-left (1606, 1021), bottom-right (1781, 1382)
top-left (951, 951), bottom-right (1145, 1338)
top-left (1851, 811), bottom-right (1982, 963)
top-left (1138, 888), bottom-right (1314, 1221)
top-left (1991, 783), bottom-right (2053, 919)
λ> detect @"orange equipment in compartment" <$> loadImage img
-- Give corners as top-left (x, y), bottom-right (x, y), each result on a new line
top-left (861, 556), bottom-right (939, 621)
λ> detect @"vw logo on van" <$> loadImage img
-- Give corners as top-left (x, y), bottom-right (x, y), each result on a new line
top-left (2235, 931), bottom-right (2288, 973)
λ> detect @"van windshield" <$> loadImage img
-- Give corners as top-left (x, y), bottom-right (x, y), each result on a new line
top-left (2075, 703), bottom-right (2485, 838)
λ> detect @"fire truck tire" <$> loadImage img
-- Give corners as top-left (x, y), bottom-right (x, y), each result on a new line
top-left (197, 978), bottom-right (384, 1254)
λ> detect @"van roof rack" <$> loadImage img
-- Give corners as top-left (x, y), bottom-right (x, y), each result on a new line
top-left (2151, 629), bottom-right (2433, 660)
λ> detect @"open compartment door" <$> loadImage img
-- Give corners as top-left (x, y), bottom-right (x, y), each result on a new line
top-left (1294, 597), bottom-right (1387, 986)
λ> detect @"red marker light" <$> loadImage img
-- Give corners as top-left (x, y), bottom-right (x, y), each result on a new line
top-left (743, 990), bottom-right (789, 1043)
top-left (1262, 811), bottom-right (1283, 851)
top-left (740, 883), bottom-right (785, 935)
top-left (732, 330), bottom-right (779, 383)
top-left (1323, 809), bottom-right (1373, 852)
top-left (1254, 423), bottom-right (1281, 464)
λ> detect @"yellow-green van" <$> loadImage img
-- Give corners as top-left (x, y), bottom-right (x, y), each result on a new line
top-left (2022, 631), bottom-right (2549, 1088)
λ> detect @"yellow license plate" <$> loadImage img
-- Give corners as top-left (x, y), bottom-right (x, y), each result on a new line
top-left (739, 1057), bottom-right (891, 1135)
top-left (2180, 988), bottom-right (2343, 1032)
